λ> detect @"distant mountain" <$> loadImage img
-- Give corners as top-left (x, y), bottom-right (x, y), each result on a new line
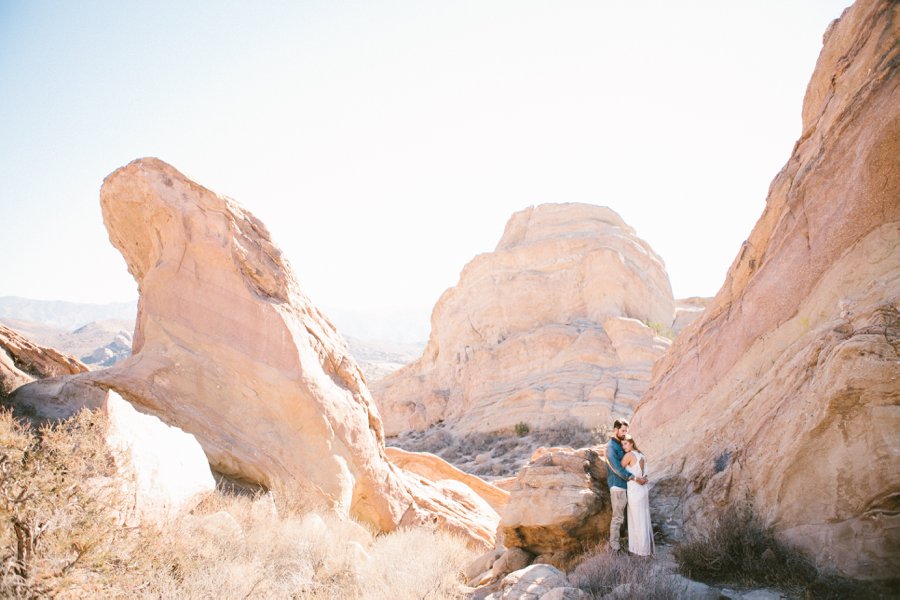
top-left (0, 296), bottom-right (136, 330)
top-left (0, 317), bottom-right (135, 369)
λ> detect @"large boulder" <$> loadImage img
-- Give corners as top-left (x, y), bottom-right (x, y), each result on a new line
top-left (631, 0), bottom-right (899, 579)
top-left (500, 447), bottom-right (610, 558)
top-left (24, 157), bottom-right (497, 546)
top-left (374, 203), bottom-right (674, 436)
top-left (0, 323), bottom-right (86, 398)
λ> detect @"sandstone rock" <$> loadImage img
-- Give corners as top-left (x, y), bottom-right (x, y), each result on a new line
top-left (464, 546), bottom-right (507, 585)
top-left (374, 203), bottom-right (674, 436)
top-left (539, 588), bottom-right (591, 600)
top-left (0, 323), bottom-right (86, 397)
top-left (396, 469), bottom-right (500, 549)
top-left (500, 447), bottom-right (610, 556)
top-left (486, 564), bottom-right (570, 600)
top-left (666, 574), bottom-right (721, 600)
top-left (491, 547), bottom-right (534, 580)
top-left (630, 0), bottom-right (899, 580)
top-left (23, 158), bottom-right (497, 546)
top-left (385, 446), bottom-right (510, 514)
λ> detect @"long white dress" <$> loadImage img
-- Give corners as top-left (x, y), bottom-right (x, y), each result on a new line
top-left (625, 451), bottom-right (654, 556)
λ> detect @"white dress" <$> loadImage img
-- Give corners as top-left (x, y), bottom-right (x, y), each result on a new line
top-left (625, 451), bottom-right (654, 556)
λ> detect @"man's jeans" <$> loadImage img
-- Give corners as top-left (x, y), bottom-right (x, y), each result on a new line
top-left (609, 487), bottom-right (627, 550)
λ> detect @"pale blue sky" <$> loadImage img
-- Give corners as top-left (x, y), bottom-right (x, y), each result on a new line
top-left (1, 1), bottom-right (851, 326)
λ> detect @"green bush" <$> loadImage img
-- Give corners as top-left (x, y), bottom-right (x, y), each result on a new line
top-left (514, 421), bottom-right (530, 437)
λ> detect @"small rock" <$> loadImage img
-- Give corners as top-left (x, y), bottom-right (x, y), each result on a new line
top-left (539, 587), bottom-right (591, 600)
top-left (491, 547), bottom-right (534, 580)
top-left (464, 546), bottom-right (506, 584)
top-left (488, 564), bottom-right (569, 600)
top-left (667, 574), bottom-right (720, 600)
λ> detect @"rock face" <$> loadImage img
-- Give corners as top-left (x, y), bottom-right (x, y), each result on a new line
top-left (631, 0), bottom-right (899, 580)
top-left (374, 204), bottom-right (674, 436)
top-left (500, 447), bottom-right (610, 558)
top-left (25, 157), bottom-right (498, 546)
top-left (0, 323), bottom-right (87, 397)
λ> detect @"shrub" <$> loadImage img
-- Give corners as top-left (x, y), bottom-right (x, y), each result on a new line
top-left (673, 501), bottom-right (817, 589)
top-left (0, 408), bottom-right (138, 598)
top-left (514, 422), bottom-right (530, 437)
top-left (533, 417), bottom-right (604, 448)
top-left (641, 320), bottom-right (675, 339)
top-left (569, 551), bottom-right (678, 599)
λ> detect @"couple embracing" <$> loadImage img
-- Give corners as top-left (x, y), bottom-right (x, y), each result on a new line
top-left (605, 419), bottom-right (654, 556)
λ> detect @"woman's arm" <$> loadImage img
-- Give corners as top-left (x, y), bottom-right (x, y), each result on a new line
top-left (621, 451), bottom-right (634, 467)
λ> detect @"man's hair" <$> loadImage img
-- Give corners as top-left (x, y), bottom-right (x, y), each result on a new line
top-left (613, 419), bottom-right (629, 430)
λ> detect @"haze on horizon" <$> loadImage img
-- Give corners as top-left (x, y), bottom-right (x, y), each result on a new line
top-left (0, 1), bottom-right (851, 332)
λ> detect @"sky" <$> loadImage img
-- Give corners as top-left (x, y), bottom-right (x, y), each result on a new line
top-left (0, 1), bottom-right (851, 335)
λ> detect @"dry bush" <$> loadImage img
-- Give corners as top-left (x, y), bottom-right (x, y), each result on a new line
top-left (673, 501), bottom-right (816, 589)
top-left (390, 418), bottom-right (605, 479)
top-left (569, 551), bottom-right (678, 599)
top-left (674, 501), bottom-right (899, 598)
top-left (133, 497), bottom-right (474, 599)
top-left (0, 408), bottom-right (140, 598)
top-left (532, 417), bottom-right (605, 449)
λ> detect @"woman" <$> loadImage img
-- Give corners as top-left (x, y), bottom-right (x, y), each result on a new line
top-left (621, 434), bottom-right (654, 556)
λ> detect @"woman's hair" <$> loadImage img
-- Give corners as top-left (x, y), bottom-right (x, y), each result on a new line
top-left (622, 434), bottom-right (641, 454)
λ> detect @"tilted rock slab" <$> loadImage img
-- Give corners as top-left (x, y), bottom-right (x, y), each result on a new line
top-left (0, 323), bottom-right (87, 397)
top-left (374, 203), bottom-right (674, 436)
top-left (385, 446), bottom-right (510, 514)
top-left (631, 0), bottom-right (899, 579)
top-left (50, 158), bottom-right (498, 545)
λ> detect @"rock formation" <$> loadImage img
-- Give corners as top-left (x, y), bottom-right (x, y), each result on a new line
top-left (499, 447), bottom-right (610, 562)
top-left (19, 157), bottom-right (498, 546)
top-left (0, 323), bottom-right (87, 398)
top-left (631, 0), bottom-right (899, 579)
top-left (374, 203), bottom-right (674, 436)
top-left (385, 446), bottom-right (510, 514)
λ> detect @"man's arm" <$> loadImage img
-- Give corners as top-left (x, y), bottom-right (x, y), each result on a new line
top-left (606, 442), bottom-right (633, 482)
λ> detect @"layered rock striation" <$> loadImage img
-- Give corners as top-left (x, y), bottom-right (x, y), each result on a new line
top-left (374, 203), bottom-right (674, 436)
top-left (631, 0), bottom-right (899, 579)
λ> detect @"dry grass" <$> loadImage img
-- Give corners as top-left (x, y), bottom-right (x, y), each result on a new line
top-left (673, 501), bottom-right (816, 589)
top-left (391, 418), bottom-right (605, 478)
top-left (0, 408), bottom-right (476, 599)
top-left (568, 551), bottom-right (679, 599)
top-left (673, 501), bottom-right (898, 599)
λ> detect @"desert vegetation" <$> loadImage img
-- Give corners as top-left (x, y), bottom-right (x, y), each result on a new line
top-left (390, 417), bottom-right (606, 478)
top-left (673, 501), bottom-right (898, 599)
top-left (569, 551), bottom-right (679, 599)
top-left (0, 408), bottom-right (475, 599)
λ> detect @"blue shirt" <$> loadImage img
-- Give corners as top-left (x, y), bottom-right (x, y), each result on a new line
top-left (606, 437), bottom-right (631, 489)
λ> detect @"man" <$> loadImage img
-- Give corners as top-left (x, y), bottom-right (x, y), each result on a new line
top-left (605, 419), bottom-right (647, 552)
